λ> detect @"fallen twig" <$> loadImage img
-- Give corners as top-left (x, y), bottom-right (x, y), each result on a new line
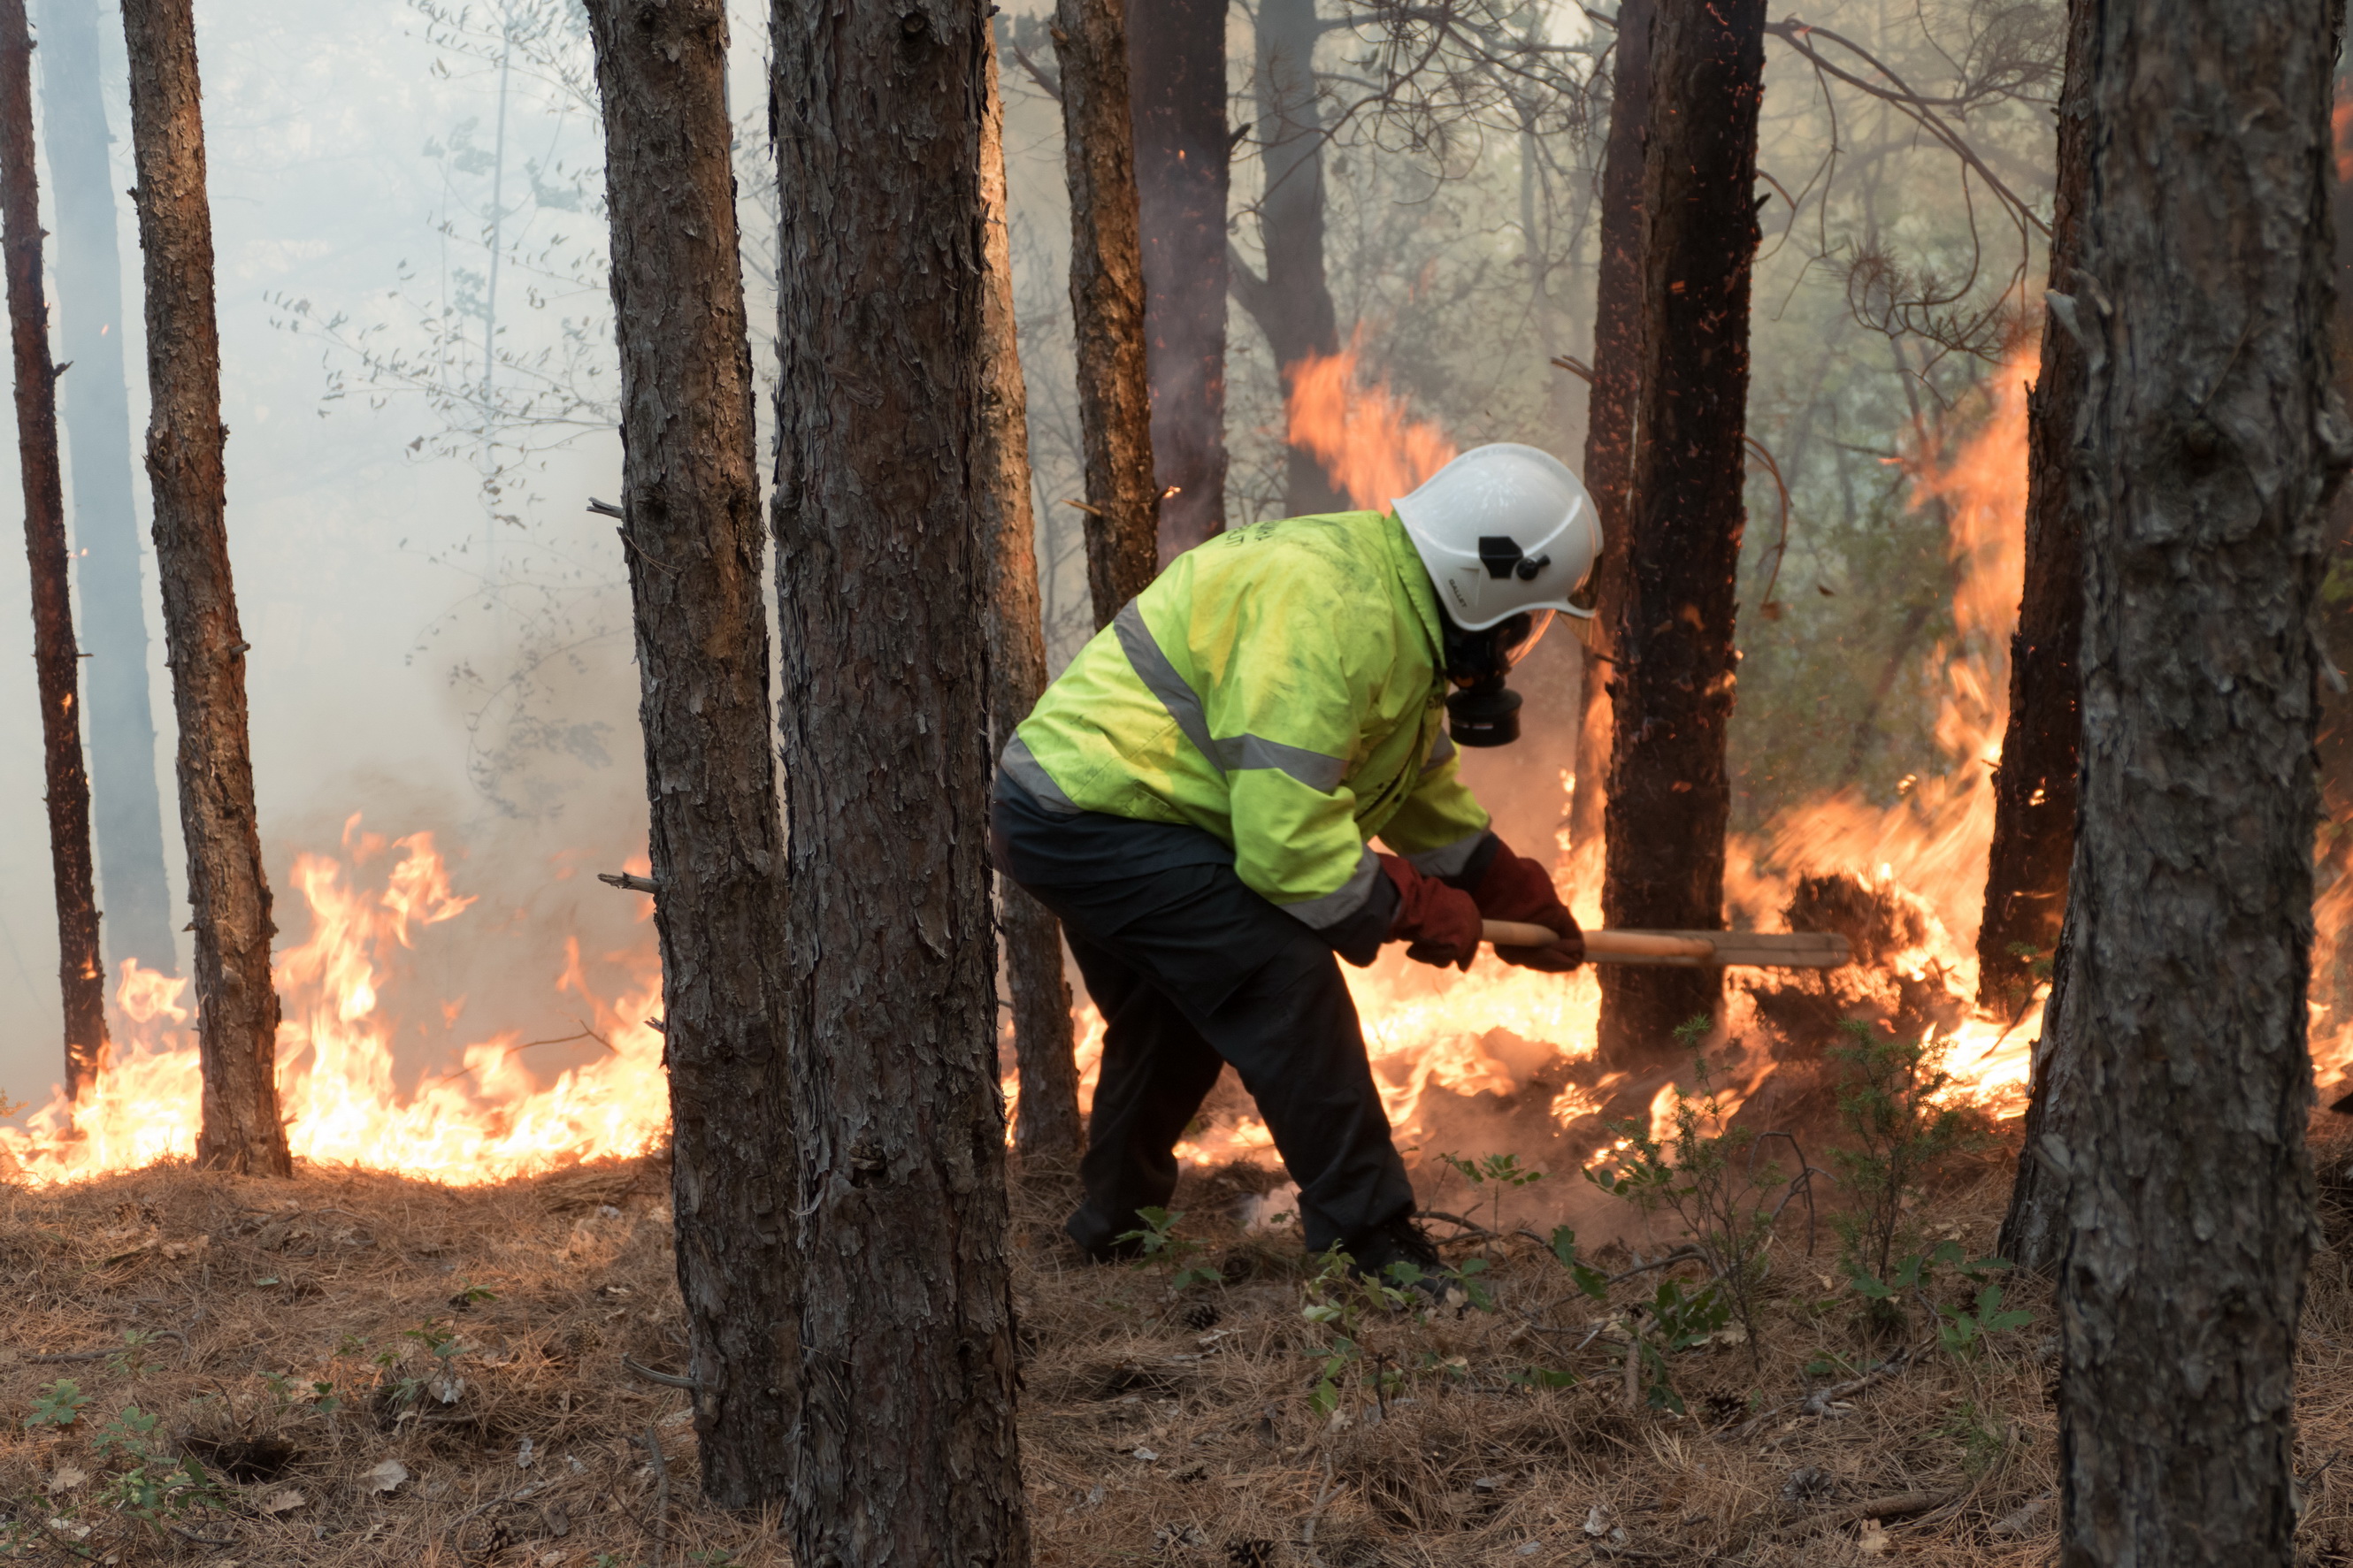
top-left (1415, 1209), bottom-right (1493, 1237)
top-left (641, 1422), bottom-right (671, 1568)
top-left (622, 1355), bottom-right (701, 1392)
top-left (1734, 1339), bottom-right (1932, 1438)
top-left (1807, 1488), bottom-right (1957, 1532)
top-left (1721, 1486), bottom-right (1957, 1554)
top-left (168, 1525), bottom-right (235, 1547)
top-left (1299, 1451), bottom-right (1338, 1566)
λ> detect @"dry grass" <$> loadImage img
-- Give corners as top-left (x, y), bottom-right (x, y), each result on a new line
top-left (4, 1126), bottom-right (2353, 1565)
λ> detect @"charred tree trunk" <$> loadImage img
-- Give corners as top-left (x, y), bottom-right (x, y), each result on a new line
top-left (582, 0), bottom-right (795, 1508)
top-left (1596, 0), bottom-right (1763, 1067)
top-left (1975, 0), bottom-right (2092, 1015)
top-left (1128, 0), bottom-right (1229, 559)
top-left (121, 0), bottom-right (286, 1175)
top-left (1056, 0), bottom-right (1160, 626)
top-left (1567, 0), bottom-right (1652, 855)
top-left (981, 42), bottom-right (1083, 1166)
top-left (2025, 4), bottom-right (2341, 1559)
top-left (1230, 0), bottom-right (1345, 516)
top-left (770, 0), bottom-right (1031, 1557)
top-left (38, 0), bottom-right (176, 981)
top-left (1, 0), bottom-right (107, 1099)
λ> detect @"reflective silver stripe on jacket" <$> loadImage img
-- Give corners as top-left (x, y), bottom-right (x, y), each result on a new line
top-left (998, 734), bottom-right (1084, 815)
top-left (1114, 600), bottom-right (1350, 792)
top-left (1421, 730), bottom-right (1456, 775)
top-left (1406, 827), bottom-right (1489, 880)
top-left (1275, 845), bottom-right (1382, 929)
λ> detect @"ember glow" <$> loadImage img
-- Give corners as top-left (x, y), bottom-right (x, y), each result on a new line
top-left (0, 817), bottom-right (670, 1184)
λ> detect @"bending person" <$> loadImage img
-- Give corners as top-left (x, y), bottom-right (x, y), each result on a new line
top-left (991, 443), bottom-right (1600, 1279)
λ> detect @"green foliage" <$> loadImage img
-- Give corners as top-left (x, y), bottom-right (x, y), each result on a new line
top-left (1547, 1226), bottom-right (1610, 1304)
top-left (105, 1329), bottom-right (164, 1380)
top-left (1585, 1028), bottom-right (1798, 1365)
top-left (1298, 1247), bottom-right (1494, 1417)
top-left (1535, 1225), bottom-right (1733, 1409)
top-left (1437, 1151), bottom-right (1548, 1243)
top-left (1113, 1207), bottom-right (1222, 1292)
top-left (25, 1379), bottom-right (89, 1428)
top-left (1935, 1401), bottom-right (2015, 1478)
top-left (1828, 1019), bottom-right (1989, 1287)
top-left (1935, 1282), bottom-right (2035, 1358)
top-left (1850, 1240), bottom-right (2033, 1357)
top-left (88, 1405), bottom-right (226, 1534)
top-left (259, 1368), bottom-right (343, 1414)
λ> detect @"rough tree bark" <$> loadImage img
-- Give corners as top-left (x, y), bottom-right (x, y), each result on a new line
top-left (2017, 5), bottom-right (2343, 1561)
top-left (1975, 0), bottom-right (2092, 1015)
top-left (1128, 0), bottom-right (1229, 558)
top-left (770, 0), bottom-right (1031, 1556)
top-left (1229, 0), bottom-right (1345, 516)
top-left (1056, 0), bottom-right (1160, 625)
top-left (38, 0), bottom-right (176, 980)
top-left (1, 0), bottom-right (108, 1099)
top-left (121, 0), bottom-right (287, 1175)
top-left (1596, 0), bottom-right (1764, 1067)
top-left (582, 0), bottom-right (795, 1508)
top-left (1567, 0), bottom-right (1651, 856)
top-left (981, 42), bottom-right (1082, 1166)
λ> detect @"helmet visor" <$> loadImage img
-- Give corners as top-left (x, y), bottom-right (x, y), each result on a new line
top-left (1501, 608), bottom-right (1554, 667)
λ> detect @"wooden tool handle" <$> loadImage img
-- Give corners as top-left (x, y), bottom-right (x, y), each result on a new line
top-left (1482, 920), bottom-right (1714, 960)
top-left (1479, 921), bottom-right (1852, 969)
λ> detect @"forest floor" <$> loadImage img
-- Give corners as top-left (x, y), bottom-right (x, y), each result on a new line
top-left (6, 1127), bottom-right (2353, 1567)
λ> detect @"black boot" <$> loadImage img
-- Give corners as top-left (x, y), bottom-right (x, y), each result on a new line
top-left (1344, 1213), bottom-right (1447, 1301)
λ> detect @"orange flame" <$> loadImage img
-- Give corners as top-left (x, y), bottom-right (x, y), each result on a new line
top-left (1286, 346), bottom-right (1458, 509)
top-left (2334, 85), bottom-right (2352, 185)
top-left (1155, 336), bottom-right (2056, 1170)
top-left (0, 822), bottom-right (669, 1184)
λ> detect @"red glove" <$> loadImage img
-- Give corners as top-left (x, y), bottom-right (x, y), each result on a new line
top-left (1473, 841), bottom-right (1583, 972)
top-left (1378, 854), bottom-right (1483, 970)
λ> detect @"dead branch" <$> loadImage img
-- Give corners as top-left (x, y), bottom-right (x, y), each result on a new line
top-left (1010, 41), bottom-right (1061, 101)
top-left (622, 1354), bottom-right (701, 1393)
top-left (1735, 1338), bottom-right (1934, 1439)
top-left (597, 871), bottom-right (656, 894)
top-left (1766, 19), bottom-right (2049, 241)
top-left (640, 1421), bottom-right (671, 1568)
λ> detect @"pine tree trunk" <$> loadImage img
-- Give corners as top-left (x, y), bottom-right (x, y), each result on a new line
top-left (1567, 0), bottom-right (1651, 856)
top-left (1129, 0), bottom-right (1229, 557)
top-left (582, 0), bottom-right (796, 1509)
top-left (1056, 0), bottom-right (1160, 626)
top-left (38, 0), bottom-right (176, 981)
top-left (1, 0), bottom-right (107, 1101)
top-left (1596, 0), bottom-right (1763, 1068)
top-left (121, 0), bottom-right (287, 1176)
top-left (770, 0), bottom-right (1031, 1556)
top-left (1975, 0), bottom-right (2091, 1016)
top-left (1233, 0), bottom-right (1345, 516)
top-left (981, 42), bottom-right (1082, 1166)
top-left (2033, 6), bottom-right (2340, 1559)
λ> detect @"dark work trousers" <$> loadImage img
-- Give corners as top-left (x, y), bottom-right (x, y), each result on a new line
top-left (990, 781), bottom-right (1416, 1256)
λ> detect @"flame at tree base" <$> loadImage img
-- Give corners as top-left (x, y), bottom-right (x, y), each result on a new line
top-left (0, 818), bottom-right (670, 1186)
top-left (17, 344), bottom-right (2353, 1189)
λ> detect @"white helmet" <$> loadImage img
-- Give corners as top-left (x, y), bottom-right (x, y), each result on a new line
top-left (1393, 443), bottom-right (1602, 633)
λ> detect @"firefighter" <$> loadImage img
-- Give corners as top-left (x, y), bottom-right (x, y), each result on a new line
top-left (991, 442), bottom-right (1600, 1279)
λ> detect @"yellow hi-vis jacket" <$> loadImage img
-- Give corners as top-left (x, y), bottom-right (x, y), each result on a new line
top-left (1001, 509), bottom-right (1493, 932)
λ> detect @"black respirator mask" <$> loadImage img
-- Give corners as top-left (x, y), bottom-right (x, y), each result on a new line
top-left (1439, 607), bottom-right (1552, 747)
